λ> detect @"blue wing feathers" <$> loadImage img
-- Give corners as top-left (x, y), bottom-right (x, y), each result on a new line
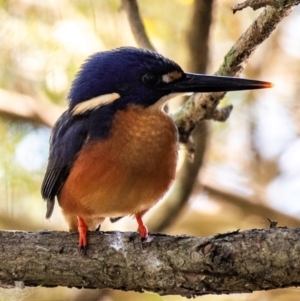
top-left (41, 103), bottom-right (116, 219)
top-left (41, 111), bottom-right (88, 216)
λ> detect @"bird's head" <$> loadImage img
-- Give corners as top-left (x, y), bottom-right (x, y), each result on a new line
top-left (69, 47), bottom-right (272, 114)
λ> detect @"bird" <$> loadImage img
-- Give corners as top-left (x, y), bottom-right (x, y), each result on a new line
top-left (41, 46), bottom-right (272, 253)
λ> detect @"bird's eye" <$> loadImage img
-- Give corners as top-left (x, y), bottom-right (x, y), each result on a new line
top-left (142, 73), bottom-right (161, 87)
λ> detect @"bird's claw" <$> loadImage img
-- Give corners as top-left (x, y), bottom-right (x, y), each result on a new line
top-left (79, 245), bottom-right (87, 256)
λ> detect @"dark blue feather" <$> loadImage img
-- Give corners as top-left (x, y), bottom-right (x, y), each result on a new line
top-left (68, 47), bottom-right (183, 109)
top-left (41, 111), bottom-right (88, 213)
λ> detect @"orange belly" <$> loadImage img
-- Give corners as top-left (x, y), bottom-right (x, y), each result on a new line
top-left (58, 105), bottom-right (178, 230)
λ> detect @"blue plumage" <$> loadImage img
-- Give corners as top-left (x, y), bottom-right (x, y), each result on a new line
top-left (68, 47), bottom-right (183, 109)
top-left (42, 111), bottom-right (88, 217)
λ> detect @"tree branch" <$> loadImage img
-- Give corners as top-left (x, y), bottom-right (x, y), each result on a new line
top-left (173, 4), bottom-right (294, 141)
top-left (187, 0), bottom-right (214, 74)
top-left (1, 228), bottom-right (300, 296)
top-left (121, 0), bottom-right (156, 51)
top-left (148, 1), bottom-right (214, 233)
top-left (232, 0), bottom-right (300, 13)
top-left (0, 89), bottom-right (63, 128)
top-left (202, 183), bottom-right (300, 227)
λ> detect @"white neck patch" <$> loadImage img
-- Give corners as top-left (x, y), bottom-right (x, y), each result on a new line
top-left (72, 93), bottom-right (120, 115)
top-left (148, 92), bottom-right (188, 112)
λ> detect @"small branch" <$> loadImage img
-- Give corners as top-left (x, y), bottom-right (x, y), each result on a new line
top-left (173, 4), bottom-right (293, 142)
top-left (232, 0), bottom-right (300, 13)
top-left (0, 89), bottom-right (63, 128)
top-left (267, 217), bottom-right (278, 228)
top-left (1, 228), bottom-right (300, 296)
top-left (149, 1), bottom-right (215, 233)
top-left (202, 183), bottom-right (300, 227)
top-left (121, 0), bottom-right (156, 51)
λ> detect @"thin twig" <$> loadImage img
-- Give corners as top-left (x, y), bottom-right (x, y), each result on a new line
top-left (121, 0), bottom-right (156, 51)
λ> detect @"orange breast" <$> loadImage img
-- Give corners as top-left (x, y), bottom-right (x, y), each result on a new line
top-left (58, 105), bottom-right (178, 227)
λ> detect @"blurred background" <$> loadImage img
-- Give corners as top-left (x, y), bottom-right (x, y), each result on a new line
top-left (0, 0), bottom-right (300, 300)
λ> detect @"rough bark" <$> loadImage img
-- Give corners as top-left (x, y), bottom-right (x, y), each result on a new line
top-left (232, 0), bottom-right (300, 13)
top-left (1, 228), bottom-right (300, 296)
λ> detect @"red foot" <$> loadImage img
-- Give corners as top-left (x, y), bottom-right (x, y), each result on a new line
top-left (77, 216), bottom-right (88, 254)
top-left (136, 215), bottom-right (148, 240)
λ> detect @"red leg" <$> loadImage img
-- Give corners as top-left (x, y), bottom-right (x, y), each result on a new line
top-left (77, 216), bottom-right (88, 254)
top-left (136, 214), bottom-right (148, 240)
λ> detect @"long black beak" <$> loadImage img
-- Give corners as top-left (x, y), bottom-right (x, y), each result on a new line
top-left (160, 72), bottom-right (273, 93)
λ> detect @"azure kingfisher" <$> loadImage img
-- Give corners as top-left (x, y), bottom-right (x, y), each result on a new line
top-left (41, 47), bottom-right (272, 253)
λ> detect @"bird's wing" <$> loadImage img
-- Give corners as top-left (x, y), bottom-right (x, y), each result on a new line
top-left (41, 111), bottom-right (88, 218)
